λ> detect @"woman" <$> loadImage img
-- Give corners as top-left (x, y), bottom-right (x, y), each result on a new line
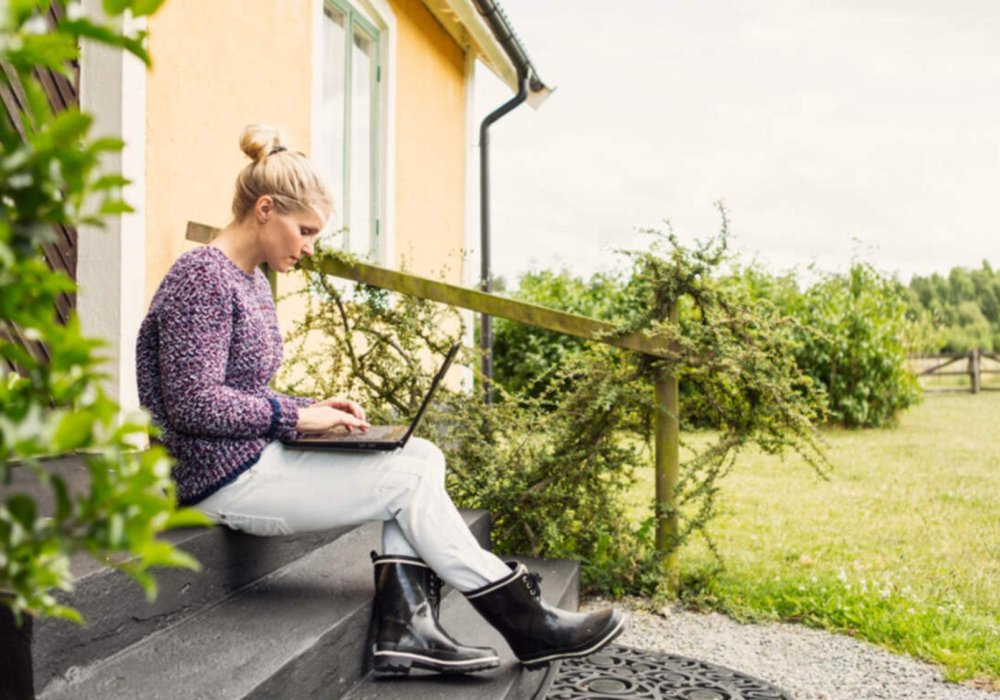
top-left (136, 125), bottom-right (626, 676)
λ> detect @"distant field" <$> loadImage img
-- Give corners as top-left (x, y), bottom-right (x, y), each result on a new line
top-left (628, 391), bottom-right (1000, 688)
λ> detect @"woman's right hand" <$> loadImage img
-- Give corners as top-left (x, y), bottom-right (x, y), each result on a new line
top-left (296, 405), bottom-right (371, 434)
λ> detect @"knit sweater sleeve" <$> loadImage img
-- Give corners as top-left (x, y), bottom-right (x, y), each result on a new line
top-left (156, 268), bottom-right (298, 440)
top-left (267, 388), bottom-right (315, 409)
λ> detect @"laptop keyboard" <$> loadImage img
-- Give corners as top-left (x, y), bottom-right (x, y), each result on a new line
top-left (328, 425), bottom-right (402, 441)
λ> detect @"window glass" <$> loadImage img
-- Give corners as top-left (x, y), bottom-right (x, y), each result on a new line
top-left (321, 1), bottom-right (381, 259)
top-left (320, 5), bottom-right (346, 225)
top-left (349, 26), bottom-right (374, 256)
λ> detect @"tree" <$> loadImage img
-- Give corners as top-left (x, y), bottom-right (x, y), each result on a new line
top-left (908, 261), bottom-right (1000, 352)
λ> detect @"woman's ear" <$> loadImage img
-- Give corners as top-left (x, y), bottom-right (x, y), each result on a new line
top-left (254, 195), bottom-right (274, 224)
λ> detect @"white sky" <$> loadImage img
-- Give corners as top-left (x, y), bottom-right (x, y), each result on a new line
top-left (472, 0), bottom-right (1000, 285)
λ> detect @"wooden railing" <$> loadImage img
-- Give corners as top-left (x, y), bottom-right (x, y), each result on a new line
top-left (187, 222), bottom-right (683, 591)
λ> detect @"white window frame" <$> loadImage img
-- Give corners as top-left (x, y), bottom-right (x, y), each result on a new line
top-left (312, 0), bottom-right (396, 265)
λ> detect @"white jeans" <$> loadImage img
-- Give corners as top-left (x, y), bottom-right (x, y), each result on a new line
top-left (195, 437), bottom-right (511, 591)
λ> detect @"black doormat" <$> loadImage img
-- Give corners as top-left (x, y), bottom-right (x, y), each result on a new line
top-left (541, 644), bottom-right (795, 699)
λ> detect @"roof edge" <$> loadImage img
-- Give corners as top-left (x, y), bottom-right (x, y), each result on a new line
top-left (423, 0), bottom-right (549, 103)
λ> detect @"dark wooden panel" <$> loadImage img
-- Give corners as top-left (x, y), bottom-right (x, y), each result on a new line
top-left (1, 7), bottom-right (80, 373)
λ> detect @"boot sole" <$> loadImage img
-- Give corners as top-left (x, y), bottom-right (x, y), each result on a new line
top-left (519, 611), bottom-right (629, 668)
top-left (373, 650), bottom-right (501, 675)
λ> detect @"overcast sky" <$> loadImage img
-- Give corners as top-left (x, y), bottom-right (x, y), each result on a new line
top-left (472, 0), bottom-right (1000, 285)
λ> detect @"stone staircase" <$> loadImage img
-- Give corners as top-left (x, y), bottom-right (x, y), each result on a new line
top-left (1, 458), bottom-right (575, 700)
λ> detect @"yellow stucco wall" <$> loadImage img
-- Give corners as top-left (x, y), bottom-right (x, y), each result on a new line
top-left (144, 0), bottom-right (313, 303)
top-left (390, 0), bottom-right (469, 283)
top-left (145, 0), bottom-right (471, 310)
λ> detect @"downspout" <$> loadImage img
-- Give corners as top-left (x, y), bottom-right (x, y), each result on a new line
top-left (472, 0), bottom-right (550, 402)
top-left (479, 76), bottom-right (528, 402)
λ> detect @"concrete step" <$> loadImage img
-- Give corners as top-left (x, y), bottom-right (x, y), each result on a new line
top-left (2, 457), bottom-right (355, 695)
top-left (37, 510), bottom-right (492, 700)
top-left (342, 557), bottom-right (579, 700)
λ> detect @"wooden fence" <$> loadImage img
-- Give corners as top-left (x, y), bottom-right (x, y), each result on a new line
top-left (911, 349), bottom-right (1000, 393)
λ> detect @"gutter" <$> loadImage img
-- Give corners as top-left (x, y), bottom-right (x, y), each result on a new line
top-left (472, 0), bottom-right (551, 401)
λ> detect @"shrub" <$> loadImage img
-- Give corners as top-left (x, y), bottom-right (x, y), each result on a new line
top-left (786, 263), bottom-right (922, 427)
top-left (492, 269), bottom-right (625, 399)
top-left (497, 255), bottom-right (924, 429)
top-left (284, 219), bottom-right (828, 596)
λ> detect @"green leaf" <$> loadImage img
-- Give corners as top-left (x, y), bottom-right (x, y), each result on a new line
top-left (92, 174), bottom-right (130, 190)
top-left (7, 494), bottom-right (36, 527)
top-left (102, 0), bottom-right (131, 15)
top-left (42, 109), bottom-right (92, 148)
top-left (99, 199), bottom-right (134, 215)
top-left (50, 474), bottom-right (72, 522)
top-left (137, 540), bottom-right (202, 571)
top-left (163, 508), bottom-right (213, 529)
top-left (108, 513), bottom-right (124, 548)
top-left (7, 33), bottom-right (78, 75)
top-left (47, 604), bottom-right (85, 625)
top-left (89, 136), bottom-right (126, 153)
top-left (53, 411), bottom-right (94, 451)
top-left (130, 0), bottom-right (168, 17)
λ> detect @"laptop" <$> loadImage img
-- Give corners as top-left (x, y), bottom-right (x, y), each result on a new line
top-left (282, 343), bottom-right (461, 451)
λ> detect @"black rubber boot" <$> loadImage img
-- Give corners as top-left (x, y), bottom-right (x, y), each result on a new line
top-left (370, 553), bottom-right (500, 675)
top-left (464, 561), bottom-right (627, 667)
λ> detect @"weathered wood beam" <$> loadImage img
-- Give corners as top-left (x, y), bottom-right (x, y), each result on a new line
top-left (186, 221), bottom-right (217, 244)
top-left (304, 254), bottom-right (676, 359)
top-left (186, 221), bottom-right (675, 359)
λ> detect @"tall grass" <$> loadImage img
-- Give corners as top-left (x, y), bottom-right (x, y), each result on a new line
top-left (629, 392), bottom-right (1000, 687)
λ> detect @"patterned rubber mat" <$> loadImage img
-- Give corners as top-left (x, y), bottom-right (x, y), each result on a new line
top-left (541, 644), bottom-right (795, 699)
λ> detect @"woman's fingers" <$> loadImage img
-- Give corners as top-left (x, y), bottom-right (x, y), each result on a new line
top-left (335, 408), bottom-right (370, 432)
top-left (321, 397), bottom-right (366, 421)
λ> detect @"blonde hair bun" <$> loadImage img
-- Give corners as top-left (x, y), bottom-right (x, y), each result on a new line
top-left (240, 124), bottom-right (288, 163)
top-left (231, 124), bottom-right (333, 223)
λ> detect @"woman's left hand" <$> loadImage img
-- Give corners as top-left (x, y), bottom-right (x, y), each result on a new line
top-left (314, 396), bottom-right (367, 422)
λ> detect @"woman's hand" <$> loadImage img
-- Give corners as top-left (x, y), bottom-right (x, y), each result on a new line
top-left (296, 402), bottom-right (370, 434)
top-left (313, 396), bottom-right (367, 422)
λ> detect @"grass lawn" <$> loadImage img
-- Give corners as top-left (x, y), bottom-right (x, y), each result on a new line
top-left (628, 391), bottom-right (1000, 688)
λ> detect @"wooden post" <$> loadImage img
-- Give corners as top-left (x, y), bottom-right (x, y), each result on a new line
top-left (970, 349), bottom-right (981, 394)
top-left (654, 302), bottom-right (681, 596)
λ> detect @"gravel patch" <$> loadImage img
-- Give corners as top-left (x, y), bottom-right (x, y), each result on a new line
top-left (583, 598), bottom-right (1000, 700)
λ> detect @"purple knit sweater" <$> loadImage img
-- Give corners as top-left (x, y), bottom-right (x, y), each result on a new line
top-left (136, 246), bottom-right (311, 505)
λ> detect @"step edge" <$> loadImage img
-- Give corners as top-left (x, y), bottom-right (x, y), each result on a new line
top-left (37, 510), bottom-right (493, 699)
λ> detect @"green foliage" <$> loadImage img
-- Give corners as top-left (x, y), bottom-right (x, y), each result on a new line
top-left (782, 263), bottom-right (922, 427)
top-left (1, 1), bottom-right (208, 623)
top-left (283, 218), bottom-right (829, 596)
top-left (280, 270), bottom-right (465, 420)
top-left (907, 261), bottom-right (1000, 352)
top-left (609, 219), bottom-right (829, 557)
top-left (492, 270), bottom-right (625, 399)
top-left (280, 260), bottom-right (659, 593)
top-left (436, 351), bottom-right (660, 597)
top-left (498, 245), bottom-right (924, 429)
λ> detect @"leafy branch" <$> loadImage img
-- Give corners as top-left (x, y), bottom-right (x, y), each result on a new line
top-left (1, 0), bottom-right (207, 623)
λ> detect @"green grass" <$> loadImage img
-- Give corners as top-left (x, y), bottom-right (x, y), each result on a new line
top-left (628, 392), bottom-right (1000, 688)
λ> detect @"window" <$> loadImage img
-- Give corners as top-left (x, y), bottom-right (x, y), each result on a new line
top-left (319, 0), bottom-right (382, 259)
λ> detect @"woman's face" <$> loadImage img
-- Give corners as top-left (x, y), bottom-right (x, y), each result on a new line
top-left (257, 197), bottom-right (328, 273)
